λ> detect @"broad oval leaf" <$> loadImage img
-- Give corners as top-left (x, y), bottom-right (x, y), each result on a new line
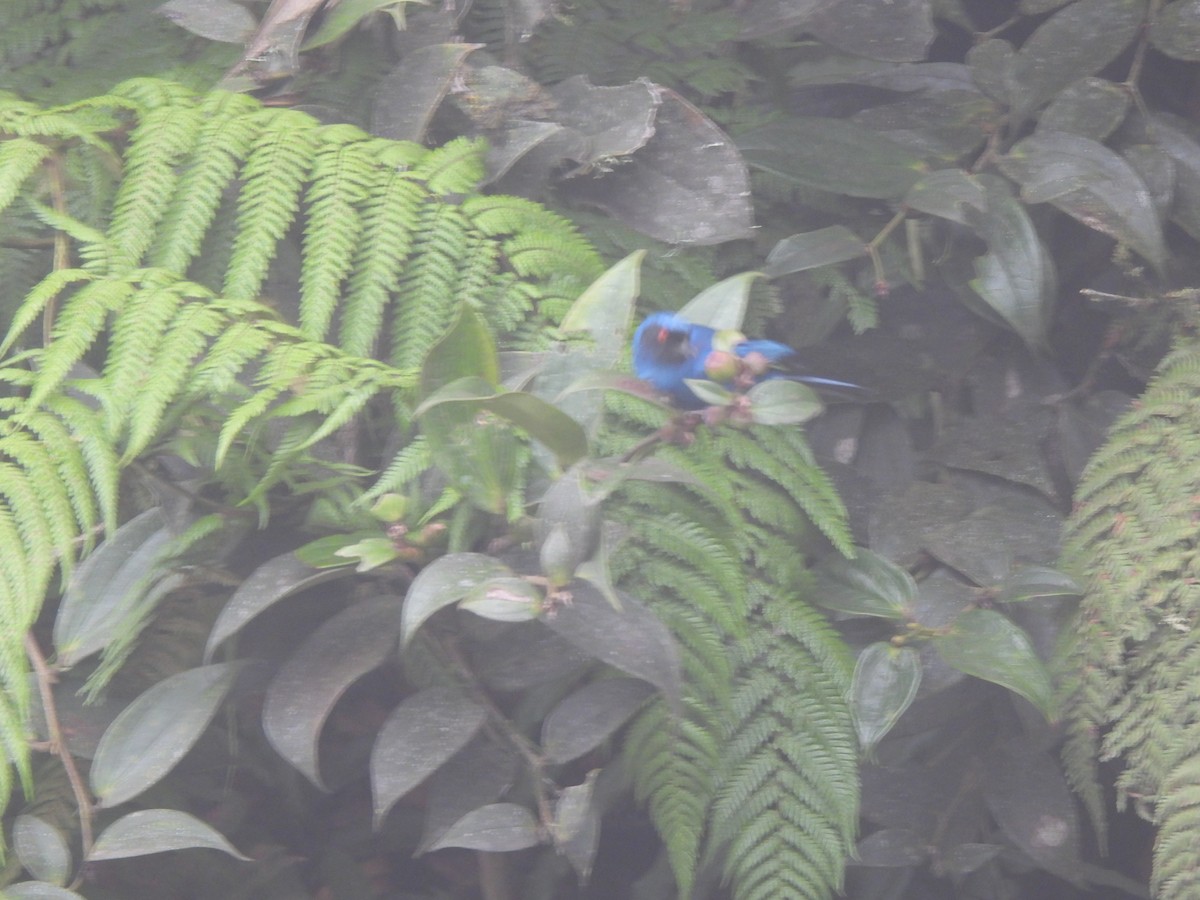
top-left (401, 553), bottom-right (512, 646)
top-left (371, 44), bottom-right (481, 143)
top-left (554, 772), bottom-right (600, 880)
top-left (813, 549), bottom-right (917, 619)
top-left (544, 583), bottom-right (681, 709)
top-left (739, 117), bottom-right (925, 199)
top-left (932, 609), bottom-right (1056, 719)
top-left (1036, 77), bottom-right (1130, 141)
top-left (855, 827), bottom-right (929, 866)
top-left (558, 250), bottom-right (644, 361)
top-left (262, 595), bottom-right (401, 788)
top-left (807, 0), bottom-right (936, 63)
top-left (564, 85), bottom-right (753, 245)
top-left (416, 377), bottom-right (589, 470)
top-left (157, 0), bottom-right (257, 42)
top-left (965, 180), bottom-right (1055, 349)
top-left (371, 686), bottom-right (488, 826)
top-left (205, 552), bottom-right (352, 661)
top-left (419, 738), bottom-right (519, 853)
top-left (981, 741), bottom-right (1082, 875)
top-left (87, 809), bottom-right (249, 861)
top-left (1010, 0), bottom-right (1146, 119)
top-left (420, 305), bottom-right (500, 399)
top-left (904, 169), bottom-right (987, 224)
top-left (678, 272), bottom-right (762, 331)
top-left (90, 662), bottom-right (241, 808)
top-left (55, 508), bottom-right (174, 667)
top-left (3, 883), bottom-right (86, 899)
top-left (747, 379), bottom-right (824, 426)
top-left (1147, 113), bottom-right (1200, 241)
top-left (1001, 131), bottom-right (1165, 272)
top-left (997, 566), bottom-right (1082, 604)
top-left (763, 227), bottom-right (866, 278)
top-left (541, 677), bottom-right (656, 763)
top-left (851, 643), bottom-right (922, 752)
top-left (427, 802), bottom-right (540, 852)
top-left (1149, 0), bottom-right (1200, 60)
top-left (13, 815), bottom-right (71, 886)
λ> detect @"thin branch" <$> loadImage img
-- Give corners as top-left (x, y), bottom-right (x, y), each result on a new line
top-left (25, 631), bottom-right (95, 887)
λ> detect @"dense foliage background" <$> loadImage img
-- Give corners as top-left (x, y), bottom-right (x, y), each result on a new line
top-left (2, 0), bottom-right (1199, 898)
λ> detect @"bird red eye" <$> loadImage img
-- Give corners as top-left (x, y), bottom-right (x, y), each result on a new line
top-left (656, 327), bottom-right (669, 344)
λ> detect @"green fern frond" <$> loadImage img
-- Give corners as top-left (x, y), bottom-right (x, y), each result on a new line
top-left (0, 139), bottom-right (51, 218)
top-left (1061, 339), bottom-right (1200, 898)
top-left (106, 102), bottom-right (203, 273)
top-left (148, 91), bottom-right (262, 275)
top-left (298, 129), bottom-right (376, 339)
top-left (611, 420), bottom-right (858, 900)
top-left (366, 436), bottom-right (430, 501)
top-left (222, 108), bottom-right (316, 301)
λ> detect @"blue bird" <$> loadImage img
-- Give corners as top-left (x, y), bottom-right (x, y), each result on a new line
top-left (632, 311), bottom-right (861, 410)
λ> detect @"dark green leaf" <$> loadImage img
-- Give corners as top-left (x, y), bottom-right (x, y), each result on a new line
top-left (851, 90), bottom-right (996, 162)
top-left (420, 738), bottom-right (519, 853)
top-left (941, 843), bottom-right (1003, 875)
top-left (13, 815), bottom-right (71, 886)
top-left (554, 772), bottom-right (601, 880)
top-left (90, 662), bottom-right (241, 808)
top-left (739, 118), bottom-right (925, 199)
top-left (371, 687), bottom-right (488, 826)
top-left (371, 44), bottom-right (481, 143)
top-left (87, 809), bottom-right (249, 861)
top-left (855, 827), bottom-right (929, 866)
top-left (904, 169), bottom-right (987, 224)
top-left (806, 0), bottom-right (936, 62)
top-left (851, 643), bottom-right (922, 752)
top-left (401, 553), bottom-right (512, 646)
top-left (542, 678), bottom-right (656, 763)
top-left (965, 179), bottom-right (1055, 348)
top-left (982, 741), bottom-right (1082, 876)
top-left (1010, 0), bottom-right (1146, 119)
top-left (1149, 0), bottom-right (1200, 60)
top-left (549, 76), bottom-right (660, 167)
top-left (997, 566), bottom-right (1083, 604)
top-left (1036, 77), bottom-right (1130, 141)
top-left (565, 86), bottom-right (753, 245)
top-left (1147, 113), bottom-right (1200, 241)
top-left (55, 508), bottom-right (181, 667)
top-left (262, 596), bottom-right (401, 788)
top-left (763, 227), bottom-right (866, 278)
top-left (545, 583), bottom-right (682, 709)
top-left (966, 39), bottom-right (1017, 105)
top-left (427, 803), bottom-right (540, 852)
top-left (157, 0), bottom-right (257, 42)
top-left (1001, 131), bottom-right (1166, 272)
top-left (932, 609), bottom-right (1056, 718)
top-left (205, 552), bottom-right (353, 661)
top-left (813, 549), bottom-right (917, 619)
top-left (747, 379), bottom-right (823, 425)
